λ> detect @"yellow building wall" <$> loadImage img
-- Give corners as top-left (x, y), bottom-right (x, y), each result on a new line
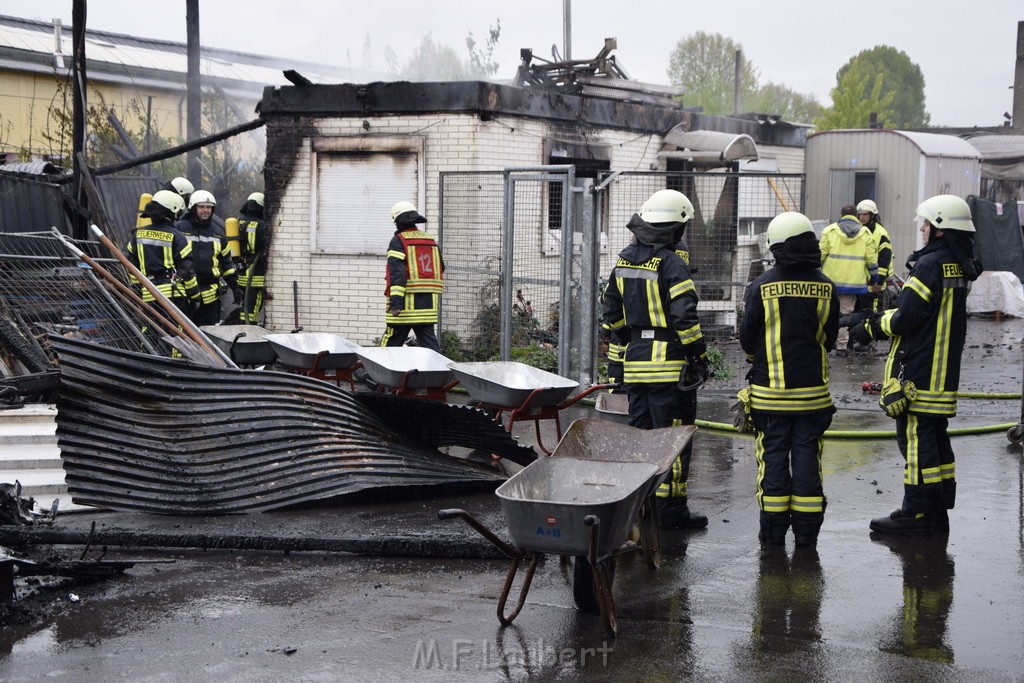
top-left (0, 68), bottom-right (216, 161)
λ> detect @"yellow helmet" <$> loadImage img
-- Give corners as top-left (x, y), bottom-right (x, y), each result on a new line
top-left (915, 194), bottom-right (975, 233)
top-left (188, 189), bottom-right (216, 209)
top-left (856, 199), bottom-right (878, 215)
top-left (639, 189), bottom-right (694, 224)
top-left (766, 211), bottom-right (814, 246)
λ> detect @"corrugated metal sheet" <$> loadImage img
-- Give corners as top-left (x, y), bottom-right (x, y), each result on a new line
top-left (0, 173), bottom-right (69, 234)
top-left (52, 337), bottom-right (518, 514)
top-left (93, 175), bottom-right (161, 247)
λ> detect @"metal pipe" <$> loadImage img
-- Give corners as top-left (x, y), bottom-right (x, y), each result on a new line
top-left (87, 224), bottom-right (235, 367)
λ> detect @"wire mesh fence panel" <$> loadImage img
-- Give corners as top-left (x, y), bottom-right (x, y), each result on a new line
top-left (0, 232), bottom-right (174, 375)
top-left (437, 171), bottom-right (505, 362)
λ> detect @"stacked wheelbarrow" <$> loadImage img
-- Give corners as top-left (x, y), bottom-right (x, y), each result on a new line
top-left (441, 418), bottom-right (696, 635)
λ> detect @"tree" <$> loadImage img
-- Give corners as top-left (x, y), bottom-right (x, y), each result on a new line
top-left (814, 62), bottom-right (896, 130)
top-left (833, 46), bottom-right (929, 128)
top-left (398, 21), bottom-right (502, 81)
top-left (746, 82), bottom-right (823, 124)
top-left (667, 31), bottom-right (759, 115)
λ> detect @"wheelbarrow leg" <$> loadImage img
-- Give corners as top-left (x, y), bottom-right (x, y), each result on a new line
top-left (585, 515), bottom-right (618, 636)
top-left (637, 494), bottom-right (663, 569)
top-left (497, 554), bottom-right (539, 626)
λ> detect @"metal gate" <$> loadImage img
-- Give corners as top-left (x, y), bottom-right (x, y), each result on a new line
top-left (439, 167), bottom-right (805, 386)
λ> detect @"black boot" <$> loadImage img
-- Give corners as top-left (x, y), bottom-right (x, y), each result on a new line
top-left (758, 511), bottom-right (790, 545)
top-left (869, 508), bottom-right (932, 537)
top-left (658, 499), bottom-right (708, 529)
top-left (927, 489), bottom-right (950, 534)
top-left (791, 509), bottom-right (825, 547)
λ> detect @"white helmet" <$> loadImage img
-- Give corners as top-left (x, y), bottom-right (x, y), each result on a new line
top-left (169, 177), bottom-right (194, 198)
top-left (639, 189), bottom-right (694, 224)
top-left (915, 194), bottom-right (975, 233)
top-left (390, 201), bottom-right (426, 224)
top-left (247, 192), bottom-right (265, 207)
top-left (188, 189), bottom-right (216, 209)
top-left (766, 211), bottom-right (815, 246)
top-left (856, 199), bottom-right (878, 215)
top-left (150, 189), bottom-right (186, 218)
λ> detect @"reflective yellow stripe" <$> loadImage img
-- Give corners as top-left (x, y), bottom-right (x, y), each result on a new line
top-left (904, 276), bottom-right (932, 303)
top-left (387, 249), bottom-right (405, 260)
top-left (791, 495), bottom-right (824, 513)
top-left (647, 280), bottom-right (665, 326)
top-left (668, 279), bottom-right (695, 299)
top-left (904, 414), bottom-right (919, 485)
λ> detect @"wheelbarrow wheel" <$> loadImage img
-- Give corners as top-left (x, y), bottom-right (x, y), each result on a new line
top-left (572, 555), bottom-right (615, 614)
top-left (1008, 424), bottom-right (1024, 445)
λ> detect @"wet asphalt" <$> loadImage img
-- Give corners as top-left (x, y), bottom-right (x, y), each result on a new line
top-left (0, 317), bottom-right (1022, 681)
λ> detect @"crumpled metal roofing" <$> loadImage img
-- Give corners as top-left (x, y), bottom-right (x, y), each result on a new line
top-left (52, 337), bottom-right (528, 515)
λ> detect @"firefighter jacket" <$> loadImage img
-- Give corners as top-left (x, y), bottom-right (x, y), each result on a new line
top-left (873, 239), bottom-right (971, 417)
top-left (819, 216), bottom-right (879, 294)
top-left (239, 212), bottom-right (270, 288)
top-left (125, 218), bottom-right (198, 302)
top-left (867, 220), bottom-right (893, 279)
top-left (601, 235), bottom-right (706, 385)
top-left (674, 236), bottom-right (691, 266)
top-left (176, 215), bottom-right (238, 305)
top-left (740, 236), bottom-right (839, 414)
top-left (384, 228), bottom-right (444, 325)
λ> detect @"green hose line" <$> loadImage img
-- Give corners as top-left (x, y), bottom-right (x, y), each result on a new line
top-left (958, 391), bottom-right (1022, 399)
top-left (694, 418), bottom-right (1020, 439)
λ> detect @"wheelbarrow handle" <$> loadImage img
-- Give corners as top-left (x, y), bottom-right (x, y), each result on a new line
top-left (558, 383), bottom-right (614, 409)
top-left (438, 508), bottom-right (520, 559)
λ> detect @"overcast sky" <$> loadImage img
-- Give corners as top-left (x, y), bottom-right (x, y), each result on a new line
top-left (7, 0), bottom-right (1022, 126)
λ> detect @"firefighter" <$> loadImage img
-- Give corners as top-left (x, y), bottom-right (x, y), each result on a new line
top-left (125, 190), bottom-right (200, 344)
top-left (175, 190), bottom-right (241, 326)
top-left (851, 194), bottom-right (982, 536)
top-left (600, 189), bottom-right (709, 529)
top-left (238, 192), bottom-right (270, 325)
top-left (855, 199), bottom-right (894, 335)
top-left (739, 212), bottom-right (839, 546)
top-left (819, 205), bottom-right (879, 355)
top-left (162, 176), bottom-right (194, 206)
top-left (381, 201), bottom-right (444, 352)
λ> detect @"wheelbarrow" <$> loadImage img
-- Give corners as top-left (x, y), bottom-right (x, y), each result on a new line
top-left (440, 418), bottom-right (696, 635)
top-left (200, 324), bottom-right (277, 367)
top-left (448, 361), bottom-right (611, 454)
top-left (355, 347), bottom-right (459, 401)
top-left (265, 332), bottom-right (363, 390)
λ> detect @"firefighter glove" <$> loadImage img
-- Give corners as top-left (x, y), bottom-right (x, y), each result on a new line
top-left (879, 377), bottom-right (916, 418)
top-left (730, 387), bottom-right (753, 433)
top-left (679, 356), bottom-right (711, 391)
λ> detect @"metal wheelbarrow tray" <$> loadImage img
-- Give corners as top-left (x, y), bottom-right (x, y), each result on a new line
top-left (355, 347), bottom-right (457, 399)
top-left (200, 324), bottom-right (277, 366)
top-left (440, 418), bottom-right (696, 635)
top-left (448, 361), bottom-right (609, 454)
top-left (266, 332), bottom-right (363, 390)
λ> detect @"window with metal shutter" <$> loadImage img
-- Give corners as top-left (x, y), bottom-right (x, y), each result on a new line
top-left (314, 151), bottom-right (420, 255)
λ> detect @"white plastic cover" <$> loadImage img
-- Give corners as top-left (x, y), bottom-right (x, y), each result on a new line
top-left (966, 271), bottom-right (1024, 318)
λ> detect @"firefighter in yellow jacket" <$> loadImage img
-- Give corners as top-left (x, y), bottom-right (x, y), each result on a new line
top-left (819, 206), bottom-right (879, 355)
top-left (381, 202), bottom-right (444, 352)
top-left (601, 189), bottom-right (709, 529)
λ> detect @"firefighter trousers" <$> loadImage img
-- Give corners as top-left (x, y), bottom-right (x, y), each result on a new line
top-left (627, 383), bottom-right (696, 501)
top-left (896, 413), bottom-right (956, 514)
top-left (380, 323), bottom-right (440, 353)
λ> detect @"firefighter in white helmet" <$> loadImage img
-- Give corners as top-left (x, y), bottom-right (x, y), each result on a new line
top-left (739, 211), bottom-right (840, 547)
top-left (601, 189), bottom-right (709, 529)
top-left (380, 201), bottom-right (444, 352)
top-left (855, 199), bottom-right (894, 320)
top-left (237, 192), bottom-right (270, 324)
top-left (174, 190), bottom-right (240, 325)
top-left (851, 194), bottom-right (983, 536)
top-left (125, 190), bottom-right (199, 350)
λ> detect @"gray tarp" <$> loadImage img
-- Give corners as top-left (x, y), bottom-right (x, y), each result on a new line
top-left (968, 195), bottom-right (1024, 281)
